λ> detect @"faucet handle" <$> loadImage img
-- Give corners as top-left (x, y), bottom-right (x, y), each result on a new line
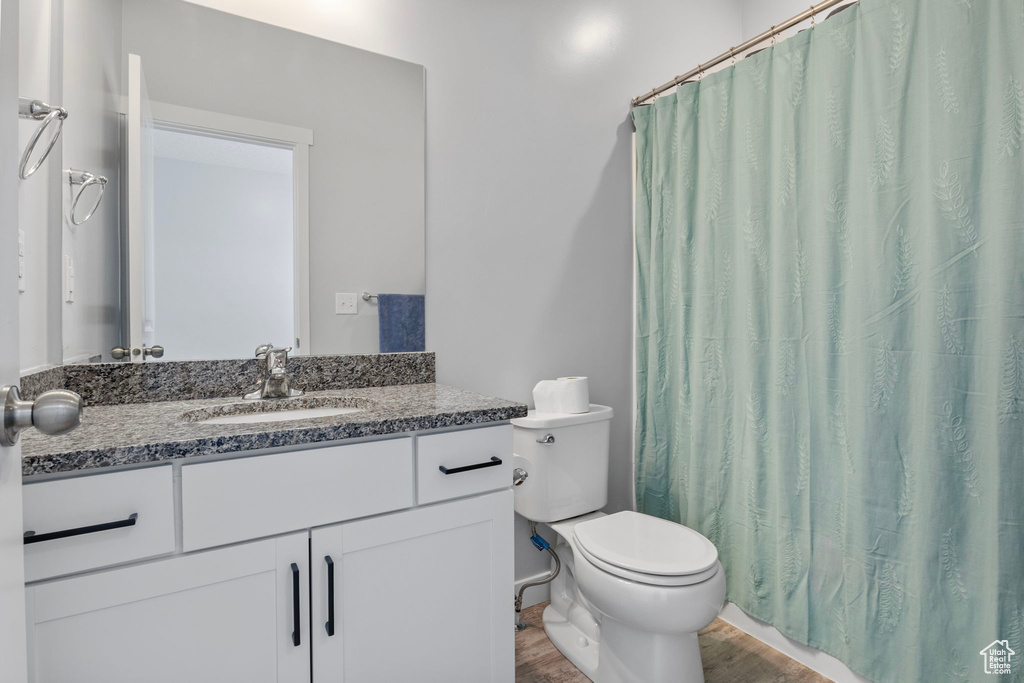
top-left (254, 343), bottom-right (274, 358)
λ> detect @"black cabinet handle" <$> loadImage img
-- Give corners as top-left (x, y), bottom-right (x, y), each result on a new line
top-left (325, 555), bottom-right (335, 637)
top-left (438, 456), bottom-right (502, 475)
top-left (290, 562), bottom-right (301, 647)
top-left (24, 513), bottom-right (138, 545)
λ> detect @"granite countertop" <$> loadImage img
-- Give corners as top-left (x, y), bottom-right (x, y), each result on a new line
top-left (21, 383), bottom-right (528, 477)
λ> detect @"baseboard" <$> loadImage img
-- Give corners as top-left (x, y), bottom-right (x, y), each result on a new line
top-left (718, 602), bottom-right (872, 683)
top-left (515, 570), bottom-right (552, 610)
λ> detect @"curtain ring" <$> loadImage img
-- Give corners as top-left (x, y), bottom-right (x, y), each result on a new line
top-left (770, 26), bottom-right (778, 46)
top-left (810, 6), bottom-right (817, 26)
top-left (697, 63), bottom-right (704, 81)
top-left (731, 49), bottom-right (738, 66)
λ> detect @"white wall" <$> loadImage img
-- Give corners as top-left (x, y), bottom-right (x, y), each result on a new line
top-left (18, 0), bottom-right (122, 371)
top-left (181, 0), bottom-right (744, 585)
top-left (60, 0), bottom-right (122, 363)
top-left (17, 0), bottom-right (62, 374)
top-left (740, 0), bottom-right (826, 43)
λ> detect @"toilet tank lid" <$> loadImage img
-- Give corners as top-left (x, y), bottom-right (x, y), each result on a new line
top-left (511, 404), bottom-right (613, 429)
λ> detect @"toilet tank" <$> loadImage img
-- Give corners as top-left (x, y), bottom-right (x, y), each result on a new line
top-left (511, 404), bottom-right (613, 523)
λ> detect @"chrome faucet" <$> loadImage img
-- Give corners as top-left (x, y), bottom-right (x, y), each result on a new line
top-left (244, 344), bottom-right (304, 400)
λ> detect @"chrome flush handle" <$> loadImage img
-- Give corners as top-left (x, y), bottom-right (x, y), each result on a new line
top-left (536, 434), bottom-right (555, 444)
top-left (513, 468), bottom-right (529, 486)
top-left (1, 385), bottom-right (83, 447)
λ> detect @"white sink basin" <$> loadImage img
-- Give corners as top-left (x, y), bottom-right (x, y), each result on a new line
top-left (195, 406), bottom-right (365, 425)
top-left (181, 397), bottom-right (373, 426)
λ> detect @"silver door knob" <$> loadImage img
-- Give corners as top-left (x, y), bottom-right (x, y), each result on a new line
top-left (1, 386), bottom-right (83, 447)
top-left (110, 346), bottom-right (130, 360)
top-left (143, 345), bottom-right (164, 359)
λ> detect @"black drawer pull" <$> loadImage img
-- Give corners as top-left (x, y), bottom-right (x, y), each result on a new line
top-left (24, 513), bottom-right (138, 545)
top-left (325, 555), bottom-right (335, 637)
top-left (291, 562), bottom-right (301, 647)
top-left (438, 456), bottom-right (502, 475)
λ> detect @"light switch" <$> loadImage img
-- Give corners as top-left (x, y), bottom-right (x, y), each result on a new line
top-left (17, 230), bottom-right (25, 293)
top-left (335, 292), bottom-right (357, 315)
top-left (64, 255), bottom-right (75, 303)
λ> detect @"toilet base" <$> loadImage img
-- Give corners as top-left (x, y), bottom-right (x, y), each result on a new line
top-left (595, 617), bottom-right (704, 683)
top-left (542, 604), bottom-right (599, 680)
top-left (539, 513), bottom-right (717, 683)
top-left (542, 603), bottom-right (705, 683)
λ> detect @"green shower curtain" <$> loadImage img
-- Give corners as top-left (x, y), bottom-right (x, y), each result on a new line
top-left (633, 0), bottom-right (1023, 681)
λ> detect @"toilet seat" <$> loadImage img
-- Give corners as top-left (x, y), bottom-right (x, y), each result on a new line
top-left (572, 511), bottom-right (719, 587)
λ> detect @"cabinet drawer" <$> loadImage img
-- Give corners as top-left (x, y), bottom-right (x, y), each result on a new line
top-left (23, 466), bottom-right (175, 583)
top-left (181, 438), bottom-right (414, 551)
top-left (416, 425), bottom-right (512, 505)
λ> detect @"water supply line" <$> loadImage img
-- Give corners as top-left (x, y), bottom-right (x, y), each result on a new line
top-left (514, 521), bottom-right (561, 632)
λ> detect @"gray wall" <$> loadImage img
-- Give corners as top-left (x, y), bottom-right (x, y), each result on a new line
top-left (122, 0), bottom-right (425, 355)
top-left (17, 0), bottom-right (62, 373)
top-left (19, 0), bottom-right (123, 371)
top-left (61, 0), bottom-right (122, 363)
top-left (183, 0), bottom-right (744, 584)
top-left (740, 0), bottom-right (821, 44)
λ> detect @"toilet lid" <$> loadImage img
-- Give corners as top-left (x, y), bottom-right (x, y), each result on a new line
top-left (572, 511), bottom-right (718, 577)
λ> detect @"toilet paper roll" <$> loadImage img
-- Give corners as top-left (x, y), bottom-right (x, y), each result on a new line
top-left (556, 377), bottom-right (590, 414)
top-left (532, 377), bottom-right (591, 414)
top-left (532, 380), bottom-right (564, 414)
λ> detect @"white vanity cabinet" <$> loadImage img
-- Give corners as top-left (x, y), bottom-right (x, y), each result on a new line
top-left (311, 490), bottom-right (513, 682)
top-left (26, 533), bottom-right (310, 683)
top-left (22, 424), bottom-right (514, 683)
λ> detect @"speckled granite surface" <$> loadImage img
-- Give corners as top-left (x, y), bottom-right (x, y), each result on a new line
top-left (21, 383), bottom-right (527, 477)
top-left (20, 365), bottom-right (65, 401)
top-left (21, 352), bottom-right (435, 406)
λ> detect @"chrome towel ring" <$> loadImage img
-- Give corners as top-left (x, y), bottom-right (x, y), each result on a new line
top-left (18, 97), bottom-right (68, 180)
top-left (66, 169), bottom-right (108, 225)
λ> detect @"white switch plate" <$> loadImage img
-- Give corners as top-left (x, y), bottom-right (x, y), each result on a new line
top-left (17, 230), bottom-right (25, 293)
top-left (64, 255), bottom-right (75, 303)
top-left (335, 292), bottom-right (357, 315)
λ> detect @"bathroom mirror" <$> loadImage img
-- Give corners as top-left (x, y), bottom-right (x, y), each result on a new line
top-left (58, 0), bottom-right (425, 363)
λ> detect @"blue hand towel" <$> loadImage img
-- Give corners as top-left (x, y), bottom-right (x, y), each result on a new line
top-left (377, 294), bottom-right (425, 353)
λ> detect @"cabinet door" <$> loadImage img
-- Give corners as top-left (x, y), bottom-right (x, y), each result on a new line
top-left (311, 490), bottom-right (514, 683)
top-left (26, 533), bottom-right (309, 683)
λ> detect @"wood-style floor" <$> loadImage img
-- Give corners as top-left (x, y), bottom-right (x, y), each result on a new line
top-left (515, 603), bottom-right (832, 683)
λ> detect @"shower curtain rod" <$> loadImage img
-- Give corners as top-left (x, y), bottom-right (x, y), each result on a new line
top-left (631, 0), bottom-right (857, 107)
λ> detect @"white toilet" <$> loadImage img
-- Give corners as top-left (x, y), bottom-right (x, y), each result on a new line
top-left (512, 405), bottom-right (726, 683)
